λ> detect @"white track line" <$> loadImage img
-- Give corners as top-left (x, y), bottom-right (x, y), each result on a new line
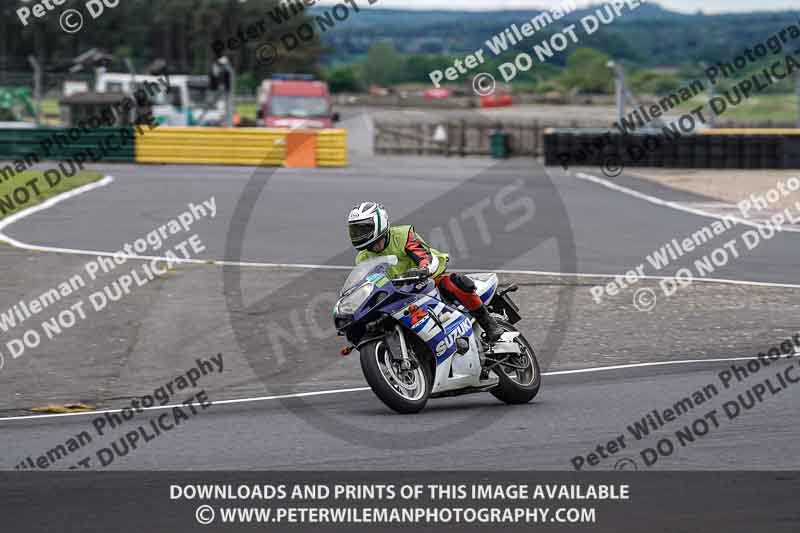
top-left (0, 169), bottom-right (799, 424)
top-left (0, 175), bottom-right (114, 235)
top-left (484, 268), bottom-right (800, 289)
top-left (1, 354), bottom-right (796, 423)
top-left (0, 177), bottom-right (351, 269)
top-left (575, 171), bottom-right (800, 233)
top-left (545, 353), bottom-right (798, 375)
top-left (1, 172), bottom-right (799, 289)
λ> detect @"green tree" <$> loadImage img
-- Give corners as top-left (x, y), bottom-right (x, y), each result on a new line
top-left (362, 42), bottom-right (404, 86)
top-left (629, 70), bottom-right (681, 95)
top-left (402, 54), bottom-right (452, 82)
top-left (559, 48), bottom-right (614, 94)
top-left (7, 0), bottom-right (323, 82)
top-left (324, 65), bottom-right (363, 93)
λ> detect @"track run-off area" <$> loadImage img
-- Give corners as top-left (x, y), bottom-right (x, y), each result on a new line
top-left (1, 156), bottom-right (799, 470)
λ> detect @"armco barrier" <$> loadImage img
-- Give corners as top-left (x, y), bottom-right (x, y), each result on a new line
top-left (135, 127), bottom-right (348, 167)
top-left (0, 127), bottom-right (136, 163)
top-left (135, 128), bottom-right (285, 166)
top-left (0, 127), bottom-right (348, 168)
top-left (316, 129), bottom-right (348, 167)
top-left (544, 128), bottom-right (799, 169)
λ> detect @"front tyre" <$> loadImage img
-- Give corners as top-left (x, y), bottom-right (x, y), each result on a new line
top-left (360, 338), bottom-right (431, 414)
top-left (489, 318), bottom-right (541, 405)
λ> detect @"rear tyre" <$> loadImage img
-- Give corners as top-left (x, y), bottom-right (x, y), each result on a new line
top-left (360, 337), bottom-right (432, 414)
top-left (489, 318), bottom-right (541, 405)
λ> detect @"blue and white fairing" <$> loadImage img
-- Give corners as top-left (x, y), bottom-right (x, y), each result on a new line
top-left (334, 256), bottom-right (499, 394)
top-left (384, 274), bottom-right (500, 394)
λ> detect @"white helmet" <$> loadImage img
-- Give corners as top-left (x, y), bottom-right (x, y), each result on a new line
top-left (347, 201), bottom-right (389, 250)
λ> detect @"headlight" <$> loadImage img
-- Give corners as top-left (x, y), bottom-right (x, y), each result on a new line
top-left (336, 283), bottom-right (373, 316)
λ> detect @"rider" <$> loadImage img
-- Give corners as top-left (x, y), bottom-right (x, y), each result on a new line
top-left (347, 201), bottom-right (504, 342)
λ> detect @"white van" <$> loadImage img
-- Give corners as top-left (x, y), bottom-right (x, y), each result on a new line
top-left (94, 72), bottom-right (225, 126)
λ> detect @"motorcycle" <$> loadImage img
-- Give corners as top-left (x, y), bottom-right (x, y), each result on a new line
top-left (333, 256), bottom-right (540, 414)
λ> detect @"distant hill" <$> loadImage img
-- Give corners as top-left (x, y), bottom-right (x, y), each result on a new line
top-left (314, 3), bottom-right (800, 67)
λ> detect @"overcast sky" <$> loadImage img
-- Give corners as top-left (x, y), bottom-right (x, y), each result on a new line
top-left (316, 0), bottom-right (799, 14)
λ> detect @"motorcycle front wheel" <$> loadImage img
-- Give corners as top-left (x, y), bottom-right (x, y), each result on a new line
top-left (359, 338), bottom-right (432, 414)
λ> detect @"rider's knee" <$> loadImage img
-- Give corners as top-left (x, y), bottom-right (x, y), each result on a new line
top-left (450, 273), bottom-right (476, 293)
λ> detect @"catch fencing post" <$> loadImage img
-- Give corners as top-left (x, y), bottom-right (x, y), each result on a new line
top-left (796, 72), bottom-right (800, 128)
top-left (27, 55), bottom-right (42, 125)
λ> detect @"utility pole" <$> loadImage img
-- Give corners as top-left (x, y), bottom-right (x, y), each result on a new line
top-left (608, 60), bottom-right (624, 124)
top-left (213, 56), bottom-right (235, 127)
top-left (607, 59), bottom-right (665, 130)
top-left (796, 71), bottom-right (800, 128)
top-left (27, 55), bottom-right (41, 125)
top-left (700, 61), bottom-right (715, 128)
top-left (124, 58), bottom-right (137, 123)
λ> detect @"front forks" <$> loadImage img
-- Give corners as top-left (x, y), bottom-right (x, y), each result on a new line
top-left (385, 324), bottom-right (417, 370)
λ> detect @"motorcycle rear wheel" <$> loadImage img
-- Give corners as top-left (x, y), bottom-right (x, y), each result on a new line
top-left (489, 318), bottom-right (541, 405)
top-left (360, 338), bottom-right (432, 414)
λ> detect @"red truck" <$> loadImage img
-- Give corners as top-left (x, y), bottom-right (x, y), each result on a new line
top-left (257, 74), bottom-right (339, 128)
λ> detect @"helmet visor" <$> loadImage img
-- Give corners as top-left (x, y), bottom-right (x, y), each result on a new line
top-left (349, 219), bottom-right (376, 248)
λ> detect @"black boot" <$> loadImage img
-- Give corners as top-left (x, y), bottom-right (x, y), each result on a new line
top-left (473, 305), bottom-right (503, 343)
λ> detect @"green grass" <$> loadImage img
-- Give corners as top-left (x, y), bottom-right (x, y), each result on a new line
top-left (676, 92), bottom-right (798, 125)
top-left (0, 170), bottom-right (104, 221)
top-left (40, 98), bottom-right (60, 116)
top-left (237, 101), bottom-right (258, 121)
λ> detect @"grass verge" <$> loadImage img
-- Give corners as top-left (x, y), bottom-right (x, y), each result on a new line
top-left (677, 93), bottom-right (798, 125)
top-left (0, 169), bottom-right (104, 222)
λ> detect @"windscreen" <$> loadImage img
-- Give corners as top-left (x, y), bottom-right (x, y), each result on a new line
top-left (269, 95), bottom-right (329, 117)
top-left (341, 256), bottom-right (397, 295)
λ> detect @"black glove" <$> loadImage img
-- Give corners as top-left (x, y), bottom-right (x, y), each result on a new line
top-left (404, 267), bottom-right (430, 279)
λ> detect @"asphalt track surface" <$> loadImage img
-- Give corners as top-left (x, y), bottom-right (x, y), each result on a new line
top-left (1, 148), bottom-right (800, 471)
top-left (4, 158), bottom-right (800, 282)
top-left (3, 360), bottom-right (800, 470)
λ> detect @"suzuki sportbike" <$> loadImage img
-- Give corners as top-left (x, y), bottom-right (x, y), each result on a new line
top-left (333, 256), bottom-right (540, 413)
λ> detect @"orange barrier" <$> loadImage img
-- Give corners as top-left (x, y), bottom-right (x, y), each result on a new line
top-left (284, 131), bottom-right (317, 168)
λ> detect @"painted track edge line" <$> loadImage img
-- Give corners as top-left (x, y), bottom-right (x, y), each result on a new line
top-left (0, 174), bottom-right (797, 286)
top-left (574, 171), bottom-right (800, 233)
top-left (2, 354), bottom-right (797, 423)
top-left (0, 175), bottom-right (114, 235)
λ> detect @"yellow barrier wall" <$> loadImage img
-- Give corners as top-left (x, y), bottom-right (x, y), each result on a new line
top-left (135, 127), bottom-right (348, 167)
top-left (699, 129), bottom-right (800, 135)
top-left (316, 129), bottom-right (348, 167)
